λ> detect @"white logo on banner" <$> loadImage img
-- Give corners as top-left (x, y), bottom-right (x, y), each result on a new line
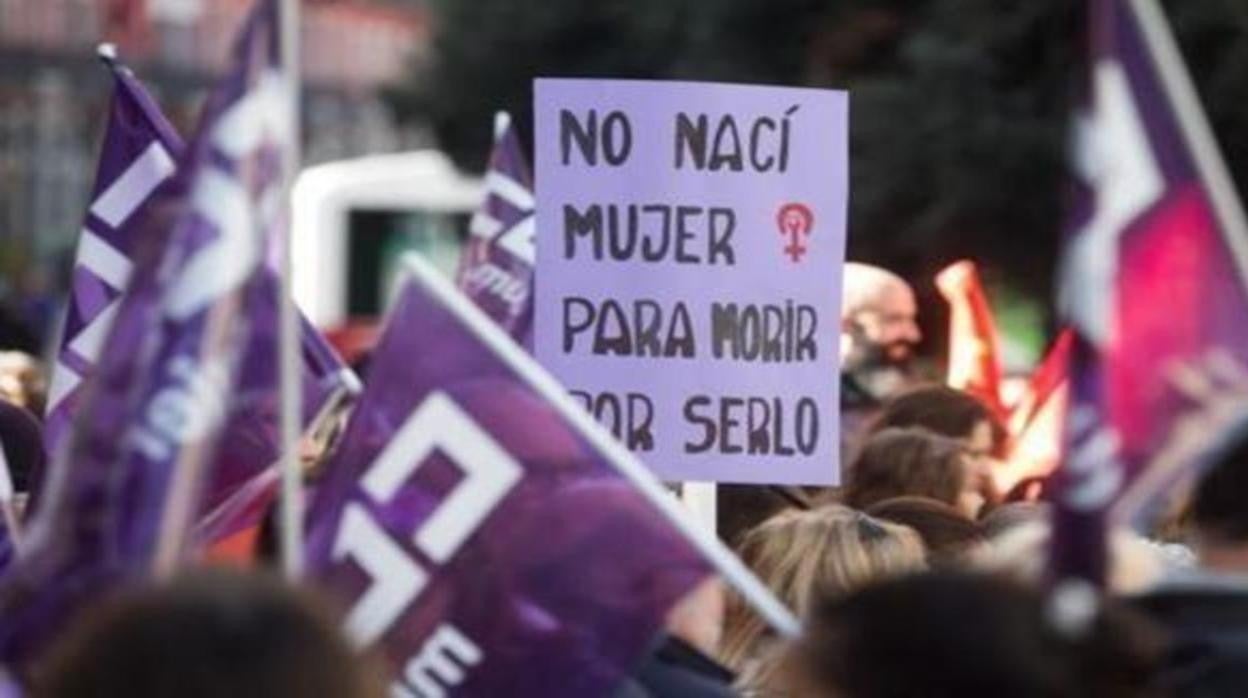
top-left (331, 392), bottom-right (522, 695)
top-left (1060, 60), bottom-right (1164, 347)
top-left (48, 141), bottom-right (177, 413)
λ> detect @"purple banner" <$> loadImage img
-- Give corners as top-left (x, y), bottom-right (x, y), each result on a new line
top-left (306, 256), bottom-right (711, 697)
top-left (0, 0), bottom-right (291, 665)
top-left (1053, 0), bottom-right (1248, 583)
top-left (533, 79), bottom-right (847, 485)
top-left (35, 49), bottom-right (354, 518)
top-left (43, 49), bottom-right (181, 462)
top-left (456, 112), bottom-right (536, 345)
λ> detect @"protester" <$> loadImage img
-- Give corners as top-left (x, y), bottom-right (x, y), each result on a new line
top-left (1134, 427), bottom-right (1248, 695)
top-left (869, 383), bottom-right (1007, 460)
top-left (34, 569), bottom-right (384, 698)
top-left (0, 351), bottom-right (46, 419)
top-left (784, 571), bottom-right (1166, 698)
top-left (720, 505), bottom-right (925, 694)
top-left (841, 427), bottom-right (985, 518)
top-left (867, 384), bottom-right (1007, 506)
top-left (840, 263), bottom-right (923, 440)
top-left (866, 496), bottom-right (986, 567)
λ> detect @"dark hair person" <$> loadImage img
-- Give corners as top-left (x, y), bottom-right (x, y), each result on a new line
top-left (843, 427), bottom-right (985, 518)
top-left (870, 383), bottom-right (1007, 459)
top-left (787, 572), bottom-right (1165, 698)
top-left (866, 496), bottom-right (986, 566)
top-left (35, 570), bottom-right (383, 698)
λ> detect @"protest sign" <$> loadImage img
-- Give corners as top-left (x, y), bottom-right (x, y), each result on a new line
top-left (307, 254), bottom-right (797, 697)
top-left (533, 79), bottom-right (847, 484)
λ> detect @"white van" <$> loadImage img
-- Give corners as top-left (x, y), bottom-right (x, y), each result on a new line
top-left (291, 150), bottom-right (483, 331)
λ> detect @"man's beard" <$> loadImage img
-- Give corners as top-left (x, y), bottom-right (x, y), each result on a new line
top-left (843, 330), bottom-right (915, 403)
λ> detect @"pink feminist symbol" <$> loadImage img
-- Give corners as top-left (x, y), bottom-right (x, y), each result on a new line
top-left (776, 203), bottom-right (815, 263)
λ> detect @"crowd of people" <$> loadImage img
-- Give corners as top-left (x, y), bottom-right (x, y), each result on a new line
top-left (0, 262), bottom-right (1245, 697)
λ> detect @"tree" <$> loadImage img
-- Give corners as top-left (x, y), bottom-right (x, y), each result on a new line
top-left (393, 0), bottom-right (1248, 340)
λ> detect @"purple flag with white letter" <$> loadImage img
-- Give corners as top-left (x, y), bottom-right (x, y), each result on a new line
top-left (456, 112), bottom-right (536, 344)
top-left (43, 48), bottom-right (180, 462)
top-left (1052, 0), bottom-right (1248, 584)
top-left (37, 48), bottom-right (355, 518)
top-left (306, 256), bottom-right (717, 697)
top-left (0, 0), bottom-right (291, 665)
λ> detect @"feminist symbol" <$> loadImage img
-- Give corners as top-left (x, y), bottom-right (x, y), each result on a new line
top-left (776, 203), bottom-right (815, 262)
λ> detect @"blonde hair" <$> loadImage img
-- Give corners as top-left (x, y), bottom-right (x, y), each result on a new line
top-left (720, 504), bottom-right (927, 686)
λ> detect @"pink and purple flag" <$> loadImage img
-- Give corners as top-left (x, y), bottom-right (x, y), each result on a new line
top-left (455, 112), bottom-right (536, 345)
top-left (0, 0), bottom-right (294, 665)
top-left (1052, 0), bottom-right (1248, 584)
top-left (306, 255), bottom-right (787, 696)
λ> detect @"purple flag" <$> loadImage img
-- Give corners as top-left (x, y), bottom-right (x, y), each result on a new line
top-left (306, 255), bottom-right (730, 697)
top-left (455, 112), bottom-right (536, 344)
top-left (0, 0), bottom-right (292, 665)
top-left (36, 48), bottom-right (356, 518)
top-left (1052, 0), bottom-right (1248, 583)
top-left (43, 47), bottom-right (180, 461)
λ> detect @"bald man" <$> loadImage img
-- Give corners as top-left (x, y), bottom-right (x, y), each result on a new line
top-left (840, 263), bottom-right (922, 420)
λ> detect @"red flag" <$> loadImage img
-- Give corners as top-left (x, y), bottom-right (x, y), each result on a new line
top-left (997, 330), bottom-right (1074, 497)
top-left (936, 260), bottom-right (1006, 417)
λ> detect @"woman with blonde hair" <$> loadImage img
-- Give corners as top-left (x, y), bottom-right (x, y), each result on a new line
top-left (720, 504), bottom-right (926, 693)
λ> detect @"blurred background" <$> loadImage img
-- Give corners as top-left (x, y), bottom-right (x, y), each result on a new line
top-left (2, 0), bottom-right (1247, 370)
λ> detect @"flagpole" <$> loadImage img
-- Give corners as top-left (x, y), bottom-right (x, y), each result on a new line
top-left (1129, 0), bottom-right (1248, 289)
top-left (279, 0), bottom-right (304, 579)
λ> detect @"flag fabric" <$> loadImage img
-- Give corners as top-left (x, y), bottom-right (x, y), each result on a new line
top-left (936, 260), bottom-right (1007, 417)
top-left (0, 0), bottom-right (292, 665)
top-left (306, 255), bottom-right (721, 697)
top-left (43, 47), bottom-right (181, 464)
top-left (39, 48), bottom-right (356, 518)
top-left (997, 330), bottom-right (1073, 497)
top-left (1052, 0), bottom-right (1248, 584)
top-left (455, 112), bottom-right (536, 345)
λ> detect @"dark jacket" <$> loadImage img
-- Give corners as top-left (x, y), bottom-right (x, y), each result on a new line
top-left (1135, 573), bottom-right (1248, 697)
top-left (615, 634), bottom-right (737, 698)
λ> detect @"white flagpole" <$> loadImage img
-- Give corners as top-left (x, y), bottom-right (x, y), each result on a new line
top-left (1129, 0), bottom-right (1248, 288)
top-left (279, 0), bottom-right (304, 579)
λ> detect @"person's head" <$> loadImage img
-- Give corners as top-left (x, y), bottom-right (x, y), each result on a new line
top-left (721, 505), bottom-right (925, 680)
top-left (980, 501), bottom-right (1052, 540)
top-left (866, 496), bottom-right (986, 567)
top-left (35, 570), bottom-right (383, 698)
top-left (844, 427), bottom-right (984, 518)
top-left (0, 351), bottom-right (46, 417)
top-left (840, 264), bottom-right (921, 400)
top-left (786, 571), bottom-right (1165, 698)
top-left (871, 384), bottom-right (1007, 459)
top-left (1190, 426), bottom-right (1248, 571)
top-left (841, 263), bottom-right (921, 362)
